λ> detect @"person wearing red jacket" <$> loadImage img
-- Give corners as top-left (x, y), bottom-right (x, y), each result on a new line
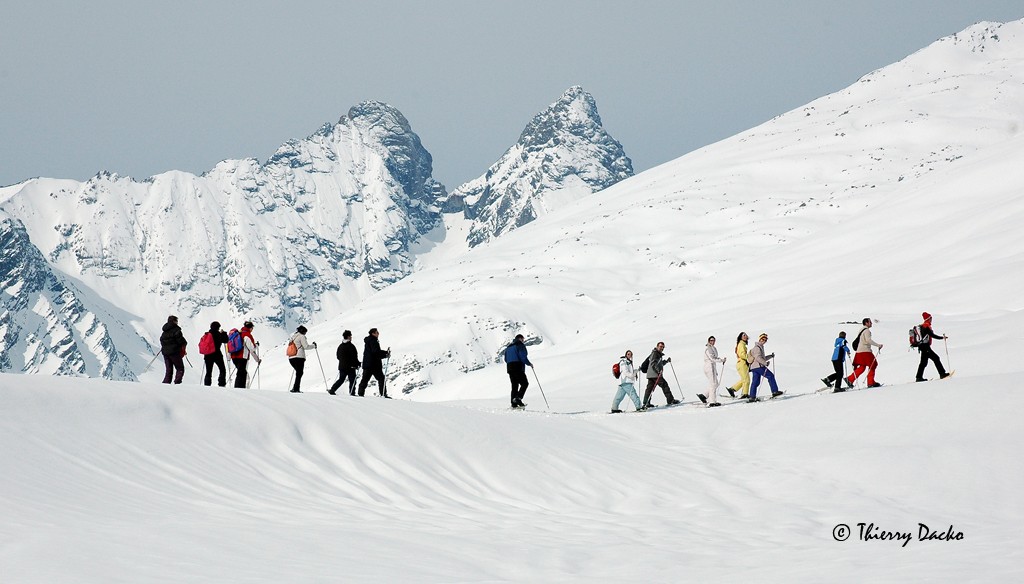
top-left (230, 321), bottom-right (261, 388)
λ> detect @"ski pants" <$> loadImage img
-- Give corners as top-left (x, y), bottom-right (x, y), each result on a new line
top-left (358, 367), bottom-right (386, 397)
top-left (643, 374), bottom-right (675, 406)
top-left (729, 360), bottom-right (750, 397)
top-left (612, 381), bottom-right (642, 411)
top-left (203, 352), bottom-right (227, 387)
top-left (847, 352), bottom-right (878, 387)
top-left (289, 358), bottom-right (305, 392)
top-left (232, 357), bottom-right (249, 388)
top-left (704, 361), bottom-right (721, 404)
top-left (917, 345), bottom-right (947, 380)
top-left (162, 353), bottom-right (185, 384)
top-left (825, 359), bottom-right (845, 389)
top-left (749, 366), bottom-right (779, 399)
top-left (507, 362), bottom-right (529, 404)
top-left (331, 367), bottom-right (358, 395)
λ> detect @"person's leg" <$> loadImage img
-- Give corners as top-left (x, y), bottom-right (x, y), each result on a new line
top-left (643, 378), bottom-right (656, 407)
top-left (329, 370), bottom-right (343, 394)
top-left (924, 345), bottom-right (947, 377)
top-left (832, 360), bottom-right (843, 388)
top-left (514, 368), bottom-right (529, 402)
top-left (203, 355), bottom-right (214, 386)
top-left (749, 367), bottom-right (763, 399)
top-left (658, 377), bottom-right (675, 402)
top-left (612, 383), bottom-right (627, 410)
top-left (162, 354), bottom-right (173, 384)
top-left (867, 356), bottom-right (878, 386)
top-left (738, 363), bottom-right (751, 397)
top-left (173, 355), bottom-right (185, 384)
top-left (357, 368), bottom-right (372, 396)
top-left (766, 368), bottom-right (779, 393)
top-left (625, 383), bottom-right (642, 410)
top-left (707, 364), bottom-right (719, 403)
top-left (374, 370), bottom-right (387, 397)
top-left (291, 358), bottom-right (305, 392)
top-left (233, 358), bottom-right (248, 388)
top-left (345, 368), bottom-right (358, 395)
top-left (214, 353), bottom-right (226, 387)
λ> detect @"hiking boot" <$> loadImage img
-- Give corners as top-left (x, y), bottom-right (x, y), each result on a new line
top-left (747, 396), bottom-right (758, 403)
top-left (940, 373), bottom-right (951, 379)
top-left (708, 402), bottom-right (722, 408)
top-left (697, 394), bottom-right (707, 404)
top-left (610, 409), bottom-right (623, 414)
top-left (868, 382), bottom-right (882, 388)
top-left (832, 388), bottom-right (846, 393)
top-left (726, 388), bottom-right (736, 398)
top-left (820, 378), bottom-right (831, 387)
top-left (771, 390), bottom-right (784, 398)
top-left (667, 399), bottom-right (681, 405)
top-left (328, 388), bottom-right (337, 395)
top-left (916, 378), bottom-right (928, 382)
top-left (845, 378), bottom-right (854, 389)
top-left (289, 389), bottom-right (301, 393)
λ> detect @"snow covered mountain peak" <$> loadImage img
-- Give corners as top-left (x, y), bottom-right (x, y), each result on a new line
top-left (449, 86), bottom-right (633, 247)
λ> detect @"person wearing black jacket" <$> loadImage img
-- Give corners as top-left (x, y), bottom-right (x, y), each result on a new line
top-left (329, 330), bottom-right (361, 395)
top-left (160, 315), bottom-right (187, 384)
top-left (202, 321), bottom-right (230, 387)
top-left (916, 312), bottom-right (950, 381)
top-left (357, 328), bottom-right (391, 398)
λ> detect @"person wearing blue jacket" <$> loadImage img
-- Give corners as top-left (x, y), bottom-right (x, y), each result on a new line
top-left (504, 334), bottom-right (533, 409)
top-left (821, 331), bottom-right (851, 392)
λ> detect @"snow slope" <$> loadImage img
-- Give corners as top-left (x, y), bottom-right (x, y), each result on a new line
top-left (2, 373), bottom-right (1021, 582)
top-left (267, 19), bottom-right (1024, 399)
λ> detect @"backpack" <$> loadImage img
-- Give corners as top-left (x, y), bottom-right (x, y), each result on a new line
top-left (852, 327), bottom-right (867, 351)
top-left (227, 329), bottom-right (243, 354)
top-left (612, 362), bottom-right (621, 379)
top-left (909, 325), bottom-right (925, 348)
top-left (198, 332), bottom-right (216, 355)
top-left (639, 357), bottom-right (650, 373)
top-left (746, 350), bottom-right (755, 365)
top-left (286, 340), bottom-right (298, 357)
top-left (503, 344), bottom-right (517, 364)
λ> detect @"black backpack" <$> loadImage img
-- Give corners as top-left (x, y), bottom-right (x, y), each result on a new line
top-left (852, 327), bottom-right (867, 351)
top-left (639, 356), bottom-right (651, 373)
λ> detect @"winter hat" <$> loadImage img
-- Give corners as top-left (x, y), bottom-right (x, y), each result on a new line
top-left (758, 332), bottom-right (768, 341)
top-left (244, 320), bottom-right (254, 329)
top-left (922, 311), bottom-right (932, 321)
top-left (168, 315), bottom-right (178, 323)
top-left (343, 330), bottom-right (352, 340)
top-left (210, 321), bottom-right (221, 332)
top-left (296, 325), bottom-right (308, 335)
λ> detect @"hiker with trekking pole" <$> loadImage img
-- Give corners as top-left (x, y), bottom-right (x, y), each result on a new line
top-left (228, 321), bottom-right (261, 389)
top-left (699, 336), bottom-right (728, 407)
top-left (329, 330), bottom-right (360, 395)
top-left (846, 318), bottom-right (883, 389)
top-left (642, 341), bottom-right (681, 408)
top-left (159, 315), bottom-right (188, 385)
top-left (504, 334), bottom-right (534, 409)
top-left (357, 328), bottom-right (390, 398)
top-left (821, 330), bottom-right (851, 393)
top-left (747, 332), bottom-right (783, 402)
top-left (285, 325), bottom-right (317, 393)
top-left (913, 312), bottom-right (952, 381)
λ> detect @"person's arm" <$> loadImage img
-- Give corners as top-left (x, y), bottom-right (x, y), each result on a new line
top-left (245, 336), bottom-right (261, 361)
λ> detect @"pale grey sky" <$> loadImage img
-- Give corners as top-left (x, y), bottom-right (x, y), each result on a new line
top-left (2, 1), bottom-right (1022, 190)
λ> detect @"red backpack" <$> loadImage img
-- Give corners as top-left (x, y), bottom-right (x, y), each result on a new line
top-left (612, 362), bottom-right (621, 378)
top-left (198, 332), bottom-right (216, 355)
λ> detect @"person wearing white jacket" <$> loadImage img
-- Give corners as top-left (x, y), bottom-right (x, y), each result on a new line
top-left (699, 336), bottom-right (728, 407)
top-left (611, 350), bottom-right (644, 413)
top-left (287, 325), bottom-right (316, 393)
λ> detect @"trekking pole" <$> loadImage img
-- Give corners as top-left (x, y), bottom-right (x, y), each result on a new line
top-left (313, 346), bottom-right (328, 392)
top-left (529, 366), bottom-right (550, 410)
top-left (288, 370), bottom-right (294, 392)
top-left (142, 348), bottom-right (162, 374)
top-left (943, 337), bottom-right (952, 371)
top-left (668, 361), bottom-right (683, 397)
top-left (185, 355), bottom-right (194, 368)
top-left (247, 361), bottom-right (262, 389)
top-left (381, 347), bottom-right (392, 397)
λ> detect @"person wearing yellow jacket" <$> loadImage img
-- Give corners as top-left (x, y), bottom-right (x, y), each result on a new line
top-left (726, 332), bottom-right (750, 398)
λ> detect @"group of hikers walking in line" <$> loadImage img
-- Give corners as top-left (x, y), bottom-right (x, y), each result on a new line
top-left (156, 318), bottom-right (393, 397)
top-left (156, 312), bottom-right (952, 412)
top-left (606, 312), bottom-right (952, 413)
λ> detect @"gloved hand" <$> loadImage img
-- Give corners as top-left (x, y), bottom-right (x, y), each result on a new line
top-left (312, 341), bottom-right (318, 349)
top-left (664, 357), bottom-right (671, 363)
top-left (767, 353), bottom-right (775, 360)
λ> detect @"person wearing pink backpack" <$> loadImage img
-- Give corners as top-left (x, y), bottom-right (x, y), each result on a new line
top-left (198, 321), bottom-right (230, 387)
